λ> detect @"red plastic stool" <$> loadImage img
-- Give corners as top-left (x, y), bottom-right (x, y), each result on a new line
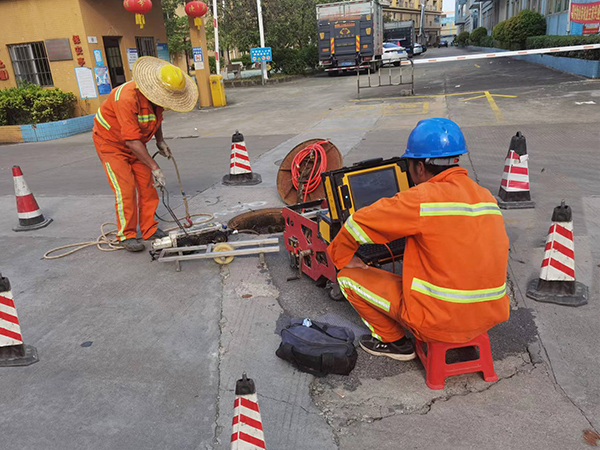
top-left (415, 332), bottom-right (498, 390)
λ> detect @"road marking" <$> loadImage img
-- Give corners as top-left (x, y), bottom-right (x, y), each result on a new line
top-left (382, 102), bottom-right (429, 116)
top-left (352, 90), bottom-right (487, 102)
top-left (459, 91), bottom-right (518, 123)
top-left (474, 64), bottom-right (481, 68)
top-left (485, 91), bottom-right (504, 122)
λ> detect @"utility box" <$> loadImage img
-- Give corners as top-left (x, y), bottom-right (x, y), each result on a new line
top-left (209, 74), bottom-right (227, 107)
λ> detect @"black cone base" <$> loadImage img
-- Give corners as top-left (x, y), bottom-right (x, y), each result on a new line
top-left (526, 279), bottom-right (588, 307)
top-left (222, 173), bottom-right (262, 186)
top-left (13, 216), bottom-right (53, 232)
top-left (0, 344), bottom-right (39, 367)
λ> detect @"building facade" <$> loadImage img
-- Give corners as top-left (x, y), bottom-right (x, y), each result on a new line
top-left (384, 0), bottom-right (443, 45)
top-left (455, 0), bottom-right (576, 36)
top-left (0, 0), bottom-right (168, 116)
top-left (441, 11), bottom-right (458, 41)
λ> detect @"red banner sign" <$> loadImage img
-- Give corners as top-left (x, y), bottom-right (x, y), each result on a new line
top-left (570, 1), bottom-right (600, 24)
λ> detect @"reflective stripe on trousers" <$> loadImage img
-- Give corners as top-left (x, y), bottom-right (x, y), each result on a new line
top-left (338, 277), bottom-right (391, 312)
top-left (105, 162), bottom-right (127, 240)
top-left (411, 278), bottom-right (506, 303)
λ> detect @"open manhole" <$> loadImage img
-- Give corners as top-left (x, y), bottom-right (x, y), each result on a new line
top-left (228, 208), bottom-right (285, 234)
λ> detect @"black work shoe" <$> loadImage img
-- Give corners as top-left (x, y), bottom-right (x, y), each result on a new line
top-left (122, 238), bottom-right (145, 252)
top-left (145, 228), bottom-right (167, 240)
top-left (359, 335), bottom-right (416, 361)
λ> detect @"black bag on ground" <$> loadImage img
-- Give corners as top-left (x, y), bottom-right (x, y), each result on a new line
top-left (276, 318), bottom-right (357, 376)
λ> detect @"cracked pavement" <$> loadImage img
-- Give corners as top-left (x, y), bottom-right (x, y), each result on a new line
top-left (1, 47), bottom-right (599, 449)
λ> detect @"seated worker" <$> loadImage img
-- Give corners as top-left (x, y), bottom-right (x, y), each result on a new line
top-left (93, 57), bottom-right (198, 252)
top-left (327, 118), bottom-right (510, 361)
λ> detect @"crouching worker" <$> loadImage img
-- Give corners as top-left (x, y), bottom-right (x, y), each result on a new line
top-left (93, 57), bottom-right (198, 252)
top-left (327, 118), bottom-right (510, 360)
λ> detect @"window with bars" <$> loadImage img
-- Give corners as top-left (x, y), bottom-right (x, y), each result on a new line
top-left (7, 42), bottom-right (54, 86)
top-left (136, 37), bottom-right (156, 57)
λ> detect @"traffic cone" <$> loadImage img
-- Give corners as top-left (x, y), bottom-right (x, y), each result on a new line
top-left (0, 274), bottom-right (39, 367)
top-left (12, 165), bottom-right (52, 232)
top-left (497, 132), bottom-right (535, 209)
top-left (231, 372), bottom-right (266, 449)
top-left (222, 131), bottom-right (262, 186)
top-left (526, 201), bottom-right (588, 306)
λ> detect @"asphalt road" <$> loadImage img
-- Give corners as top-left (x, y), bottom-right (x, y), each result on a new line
top-left (1, 47), bottom-right (599, 449)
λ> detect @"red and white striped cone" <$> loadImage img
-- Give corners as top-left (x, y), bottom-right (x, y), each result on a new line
top-left (0, 274), bottom-right (39, 367)
top-left (231, 373), bottom-right (266, 450)
top-left (222, 131), bottom-right (262, 186)
top-left (497, 132), bottom-right (535, 210)
top-left (12, 165), bottom-right (53, 232)
top-left (526, 201), bottom-right (588, 306)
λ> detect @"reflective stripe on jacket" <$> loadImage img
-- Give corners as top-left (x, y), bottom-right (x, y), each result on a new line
top-left (328, 167), bottom-right (510, 343)
top-left (92, 81), bottom-right (164, 152)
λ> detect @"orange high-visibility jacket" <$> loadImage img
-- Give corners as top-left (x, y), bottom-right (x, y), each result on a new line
top-left (328, 167), bottom-right (510, 343)
top-left (93, 81), bottom-right (163, 152)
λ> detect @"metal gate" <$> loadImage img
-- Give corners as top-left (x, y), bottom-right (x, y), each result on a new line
top-left (356, 60), bottom-right (414, 99)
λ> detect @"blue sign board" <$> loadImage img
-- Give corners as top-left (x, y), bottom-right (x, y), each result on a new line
top-left (156, 43), bottom-right (170, 62)
top-left (192, 46), bottom-right (204, 69)
top-left (94, 66), bottom-right (111, 96)
top-left (250, 47), bottom-right (272, 63)
top-left (93, 49), bottom-right (104, 67)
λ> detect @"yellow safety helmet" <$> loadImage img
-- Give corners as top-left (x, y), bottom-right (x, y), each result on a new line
top-left (133, 57), bottom-right (198, 112)
top-left (159, 65), bottom-right (186, 91)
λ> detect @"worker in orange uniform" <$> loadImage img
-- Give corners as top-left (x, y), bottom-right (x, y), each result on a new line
top-left (93, 57), bottom-right (198, 252)
top-left (328, 118), bottom-right (510, 361)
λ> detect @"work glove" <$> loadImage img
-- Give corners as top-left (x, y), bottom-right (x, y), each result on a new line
top-left (152, 168), bottom-right (166, 188)
top-left (156, 140), bottom-right (172, 159)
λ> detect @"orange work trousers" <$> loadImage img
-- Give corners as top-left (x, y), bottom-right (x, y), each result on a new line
top-left (95, 143), bottom-right (159, 241)
top-left (337, 267), bottom-right (407, 343)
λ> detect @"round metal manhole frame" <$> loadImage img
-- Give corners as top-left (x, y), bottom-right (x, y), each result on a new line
top-left (227, 208), bottom-right (285, 235)
top-left (276, 139), bottom-right (343, 205)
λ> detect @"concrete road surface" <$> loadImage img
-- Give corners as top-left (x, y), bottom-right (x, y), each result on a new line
top-left (1, 47), bottom-right (598, 449)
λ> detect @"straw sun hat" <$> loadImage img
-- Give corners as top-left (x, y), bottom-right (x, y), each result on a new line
top-left (133, 57), bottom-right (198, 113)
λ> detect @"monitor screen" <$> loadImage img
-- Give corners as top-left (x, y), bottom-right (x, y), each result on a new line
top-left (348, 167), bottom-right (399, 210)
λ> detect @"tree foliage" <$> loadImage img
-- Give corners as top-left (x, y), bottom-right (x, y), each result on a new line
top-left (162, 0), bottom-right (191, 56)
top-left (219, 0), bottom-right (321, 71)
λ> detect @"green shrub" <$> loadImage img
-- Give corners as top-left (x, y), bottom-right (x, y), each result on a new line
top-left (271, 45), bottom-right (318, 75)
top-left (480, 35), bottom-right (494, 47)
top-left (506, 10), bottom-right (546, 48)
top-left (209, 55), bottom-right (217, 73)
top-left (526, 34), bottom-right (600, 60)
top-left (470, 27), bottom-right (488, 46)
top-left (231, 53), bottom-right (252, 69)
top-left (492, 21), bottom-right (508, 44)
top-left (456, 31), bottom-right (470, 46)
top-left (0, 83), bottom-right (76, 126)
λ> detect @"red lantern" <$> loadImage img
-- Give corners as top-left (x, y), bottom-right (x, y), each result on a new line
top-left (124, 0), bottom-right (153, 29)
top-left (185, 1), bottom-right (208, 30)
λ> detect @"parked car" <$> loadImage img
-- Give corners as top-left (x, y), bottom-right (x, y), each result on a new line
top-left (382, 43), bottom-right (408, 66)
top-left (413, 43), bottom-right (424, 55)
top-left (440, 40), bottom-right (449, 47)
top-left (385, 39), bottom-right (413, 56)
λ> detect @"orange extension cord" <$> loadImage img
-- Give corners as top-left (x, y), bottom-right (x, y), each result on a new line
top-left (291, 140), bottom-right (329, 203)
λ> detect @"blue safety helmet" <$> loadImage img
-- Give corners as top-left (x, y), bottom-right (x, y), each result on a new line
top-left (402, 118), bottom-right (468, 160)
